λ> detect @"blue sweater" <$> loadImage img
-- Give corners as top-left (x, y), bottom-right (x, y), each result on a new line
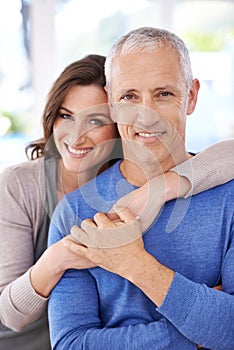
top-left (48, 161), bottom-right (234, 350)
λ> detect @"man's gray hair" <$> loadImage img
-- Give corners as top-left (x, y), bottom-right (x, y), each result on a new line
top-left (105, 27), bottom-right (193, 92)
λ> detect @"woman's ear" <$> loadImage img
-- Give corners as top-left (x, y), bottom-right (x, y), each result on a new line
top-left (187, 78), bottom-right (200, 115)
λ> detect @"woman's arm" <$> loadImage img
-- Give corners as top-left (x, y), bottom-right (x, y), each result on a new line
top-left (0, 165), bottom-right (47, 331)
top-left (30, 236), bottom-right (95, 298)
top-left (113, 139), bottom-right (234, 232)
top-left (171, 139), bottom-right (234, 197)
top-left (112, 172), bottom-right (190, 232)
top-left (0, 165), bottom-right (94, 332)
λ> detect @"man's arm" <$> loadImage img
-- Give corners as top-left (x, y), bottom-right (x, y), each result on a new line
top-left (49, 208), bottom-right (197, 349)
top-left (69, 208), bottom-right (234, 350)
top-left (48, 251), bottom-right (195, 350)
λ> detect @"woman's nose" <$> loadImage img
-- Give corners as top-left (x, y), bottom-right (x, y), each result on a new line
top-left (69, 119), bottom-right (88, 143)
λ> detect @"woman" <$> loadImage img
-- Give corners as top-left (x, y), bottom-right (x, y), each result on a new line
top-left (0, 54), bottom-right (120, 349)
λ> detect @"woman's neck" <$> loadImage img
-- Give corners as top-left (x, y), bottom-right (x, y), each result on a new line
top-left (56, 159), bottom-right (110, 201)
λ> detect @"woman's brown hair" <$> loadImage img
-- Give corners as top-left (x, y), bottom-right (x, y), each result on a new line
top-left (26, 54), bottom-right (109, 160)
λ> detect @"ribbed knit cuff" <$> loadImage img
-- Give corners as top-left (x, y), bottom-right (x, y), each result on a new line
top-left (156, 273), bottom-right (197, 326)
top-left (171, 157), bottom-right (222, 199)
top-left (11, 267), bottom-right (48, 315)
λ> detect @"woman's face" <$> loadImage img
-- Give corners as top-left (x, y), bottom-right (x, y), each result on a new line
top-left (53, 84), bottom-right (117, 174)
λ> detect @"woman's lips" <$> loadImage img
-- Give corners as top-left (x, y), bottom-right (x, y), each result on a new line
top-left (67, 144), bottom-right (93, 156)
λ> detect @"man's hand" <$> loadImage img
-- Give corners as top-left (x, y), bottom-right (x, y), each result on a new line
top-left (68, 208), bottom-right (145, 277)
top-left (67, 207), bottom-right (174, 307)
top-left (70, 207), bottom-right (142, 249)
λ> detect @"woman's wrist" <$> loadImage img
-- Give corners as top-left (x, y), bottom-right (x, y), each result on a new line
top-left (164, 171), bottom-right (191, 201)
top-left (30, 246), bottom-right (64, 298)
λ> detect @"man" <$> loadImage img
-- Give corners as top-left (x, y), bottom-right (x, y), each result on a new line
top-left (48, 27), bottom-right (234, 349)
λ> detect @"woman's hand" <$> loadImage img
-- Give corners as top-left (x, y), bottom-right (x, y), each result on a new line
top-left (30, 236), bottom-right (95, 297)
top-left (111, 175), bottom-right (166, 233)
top-left (48, 235), bottom-right (96, 271)
top-left (111, 172), bottom-right (191, 233)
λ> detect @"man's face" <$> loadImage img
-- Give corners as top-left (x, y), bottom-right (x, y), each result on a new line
top-left (109, 47), bottom-right (199, 171)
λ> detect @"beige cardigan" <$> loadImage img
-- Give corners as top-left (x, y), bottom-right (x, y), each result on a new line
top-left (0, 157), bottom-right (49, 331)
top-left (0, 139), bottom-right (233, 331)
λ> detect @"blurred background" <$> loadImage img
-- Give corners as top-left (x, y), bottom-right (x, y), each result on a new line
top-left (0, 0), bottom-right (234, 172)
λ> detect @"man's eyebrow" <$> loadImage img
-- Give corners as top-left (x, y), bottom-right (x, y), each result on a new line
top-left (118, 88), bottom-right (137, 95)
top-left (152, 85), bottom-right (175, 92)
top-left (118, 86), bottom-right (175, 94)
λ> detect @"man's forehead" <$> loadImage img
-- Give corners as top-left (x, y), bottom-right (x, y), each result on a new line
top-left (111, 49), bottom-right (179, 75)
top-left (110, 50), bottom-right (182, 92)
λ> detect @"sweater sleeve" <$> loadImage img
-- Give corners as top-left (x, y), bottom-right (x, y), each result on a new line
top-left (48, 200), bottom-right (197, 350)
top-left (157, 215), bottom-right (234, 350)
top-left (48, 268), bottom-right (196, 350)
top-left (0, 162), bottom-right (48, 331)
top-left (171, 139), bottom-right (234, 198)
top-left (157, 273), bottom-right (234, 350)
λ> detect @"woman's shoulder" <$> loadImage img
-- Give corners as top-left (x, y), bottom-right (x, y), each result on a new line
top-left (0, 157), bottom-right (46, 191)
top-left (1, 156), bottom-right (44, 175)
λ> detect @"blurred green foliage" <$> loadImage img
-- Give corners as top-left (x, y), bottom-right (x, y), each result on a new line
top-left (0, 110), bottom-right (29, 134)
top-left (183, 32), bottom-right (225, 52)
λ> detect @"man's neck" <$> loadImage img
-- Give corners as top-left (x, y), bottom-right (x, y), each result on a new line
top-left (120, 152), bottom-right (192, 187)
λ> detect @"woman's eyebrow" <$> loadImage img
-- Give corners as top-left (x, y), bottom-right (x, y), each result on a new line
top-left (88, 112), bottom-right (110, 118)
top-left (59, 106), bottom-right (73, 114)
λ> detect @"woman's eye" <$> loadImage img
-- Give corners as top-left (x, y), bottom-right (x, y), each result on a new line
top-left (88, 118), bottom-right (106, 127)
top-left (59, 113), bottom-right (74, 121)
top-left (87, 113), bottom-right (112, 127)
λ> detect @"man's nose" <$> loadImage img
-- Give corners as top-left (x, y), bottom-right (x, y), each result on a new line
top-left (136, 99), bottom-right (160, 127)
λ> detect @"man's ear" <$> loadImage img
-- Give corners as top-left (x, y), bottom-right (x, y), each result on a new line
top-left (105, 85), bottom-right (117, 122)
top-left (187, 78), bottom-right (200, 115)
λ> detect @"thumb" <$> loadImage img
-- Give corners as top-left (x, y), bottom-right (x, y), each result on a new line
top-left (70, 225), bottom-right (90, 246)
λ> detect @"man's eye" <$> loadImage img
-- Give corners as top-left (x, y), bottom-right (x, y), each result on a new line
top-left (159, 91), bottom-right (173, 97)
top-left (122, 94), bottom-right (136, 101)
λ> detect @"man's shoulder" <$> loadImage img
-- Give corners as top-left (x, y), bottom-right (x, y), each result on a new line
top-left (207, 178), bottom-right (234, 195)
top-left (72, 161), bottom-right (121, 195)
top-left (192, 179), bottom-right (234, 214)
top-left (64, 161), bottom-right (123, 215)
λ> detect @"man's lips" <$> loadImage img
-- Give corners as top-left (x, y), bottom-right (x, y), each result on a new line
top-left (136, 131), bottom-right (164, 138)
top-left (134, 130), bottom-right (166, 144)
